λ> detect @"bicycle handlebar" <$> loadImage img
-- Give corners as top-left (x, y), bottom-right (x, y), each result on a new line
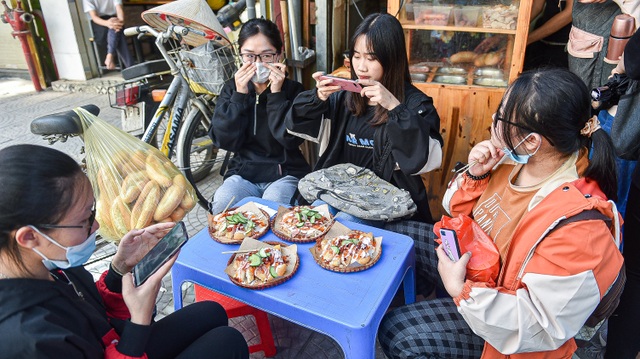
top-left (123, 24), bottom-right (206, 39)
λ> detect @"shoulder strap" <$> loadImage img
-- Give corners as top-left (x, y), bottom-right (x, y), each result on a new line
top-left (548, 210), bottom-right (625, 333)
top-left (550, 209), bottom-right (611, 234)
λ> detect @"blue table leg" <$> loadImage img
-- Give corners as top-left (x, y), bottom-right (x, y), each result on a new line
top-left (171, 267), bottom-right (184, 311)
top-left (403, 245), bottom-right (416, 305)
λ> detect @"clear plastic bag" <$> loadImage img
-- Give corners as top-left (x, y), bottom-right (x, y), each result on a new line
top-left (75, 108), bottom-right (197, 242)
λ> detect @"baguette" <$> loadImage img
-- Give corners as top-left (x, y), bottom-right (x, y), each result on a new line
top-left (130, 180), bottom-right (161, 229)
top-left (169, 206), bottom-right (186, 222)
top-left (110, 197), bottom-right (132, 237)
top-left (450, 51), bottom-right (477, 64)
top-left (146, 154), bottom-right (173, 187)
top-left (97, 168), bottom-right (121, 202)
top-left (154, 183), bottom-right (186, 221)
top-left (135, 184), bottom-right (161, 229)
top-left (180, 192), bottom-right (197, 211)
top-left (96, 199), bottom-right (113, 232)
top-left (120, 171), bottom-right (149, 203)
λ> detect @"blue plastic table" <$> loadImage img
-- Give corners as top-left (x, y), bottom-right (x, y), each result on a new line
top-left (171, 197), bottom-right (416, 359)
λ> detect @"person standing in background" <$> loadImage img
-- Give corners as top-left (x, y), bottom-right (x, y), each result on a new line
top-left (523, 0), bottom-right (573, 69)
top-left (605, 29), bottom-right (640, 359)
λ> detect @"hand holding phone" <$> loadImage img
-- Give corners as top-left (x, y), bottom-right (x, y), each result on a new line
top-left (439, 228), bottom-right (462, 262)
top-left (132, 221), bottom-right (189, 287)
top-left (318, 75), bottom-right (364, 93)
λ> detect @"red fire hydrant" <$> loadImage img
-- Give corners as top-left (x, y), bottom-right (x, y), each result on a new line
top-left (2, 0), bottom-right (42, 91)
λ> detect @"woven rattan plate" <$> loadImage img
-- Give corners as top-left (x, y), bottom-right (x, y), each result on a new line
top-left (226, 241), bottom-right (299, 290)
top-left (208, 207), bottom-right (271, 245)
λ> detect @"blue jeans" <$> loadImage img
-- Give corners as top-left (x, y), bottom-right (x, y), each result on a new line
top-left (210, 175), bottom-right (299, 214)
top-left (598, 110), bottom-right (637, 218)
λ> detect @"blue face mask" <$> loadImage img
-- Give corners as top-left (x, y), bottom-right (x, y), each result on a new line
top-left (502, 133), bottom-right (539, 164)
top-left (30, 225), bottom-right (97, 270)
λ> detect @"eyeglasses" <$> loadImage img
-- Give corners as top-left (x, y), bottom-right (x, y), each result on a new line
top-left (240, 53), bottom-right (277, 63)
top-left (492, 113), bottom-right (555, 146)
top-left (36, 205), bottom-right (96, 237)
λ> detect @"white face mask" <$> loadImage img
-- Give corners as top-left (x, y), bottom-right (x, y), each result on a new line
top-left (30, 225), bottom-right (97, 270)
top-left (251, 62), bottom-right (271, 84)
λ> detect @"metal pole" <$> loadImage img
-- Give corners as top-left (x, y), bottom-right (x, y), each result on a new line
top-left (246, 0), bottom-right (256, 19)
top-left (286, 0), bottom-right (301, 80)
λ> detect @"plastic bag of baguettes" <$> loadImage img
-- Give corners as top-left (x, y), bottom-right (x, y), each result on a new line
top-left (75, 108), bottom-right (197, 243)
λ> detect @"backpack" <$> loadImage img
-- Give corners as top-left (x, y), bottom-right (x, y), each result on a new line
top-left (546, 209), bottom-right (626, 347)
top-left (297, 163), bottom-right (417, 221)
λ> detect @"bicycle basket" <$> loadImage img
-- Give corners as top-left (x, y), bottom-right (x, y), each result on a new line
top-left (179, 40), bottom-right (238, 96)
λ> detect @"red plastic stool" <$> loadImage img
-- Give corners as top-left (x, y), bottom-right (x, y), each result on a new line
top-left (194, 284), bottom-right (277, 357)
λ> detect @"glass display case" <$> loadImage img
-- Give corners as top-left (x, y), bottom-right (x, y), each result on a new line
top-left (388, 0), bottom-right (533, 217)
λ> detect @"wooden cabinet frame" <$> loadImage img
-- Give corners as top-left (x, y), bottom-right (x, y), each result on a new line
top-left (387, 1), bottom-right (533, 217)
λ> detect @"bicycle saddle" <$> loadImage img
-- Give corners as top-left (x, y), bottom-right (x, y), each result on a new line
top-left (30, 104), bottom-right (99, 135)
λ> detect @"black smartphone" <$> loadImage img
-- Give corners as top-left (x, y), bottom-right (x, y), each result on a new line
top-left (439, 228), bottom-right (462, 262)
top-left (133, 221), bottom-right (188, 287)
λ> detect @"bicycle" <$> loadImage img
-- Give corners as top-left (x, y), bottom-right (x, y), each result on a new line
top-left (30, 22), bottom-right (238, 215)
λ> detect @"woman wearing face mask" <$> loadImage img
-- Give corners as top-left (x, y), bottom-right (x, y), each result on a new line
top-left (208, 18), bottom-right (309, 214)
top-left (0, 144), bottom-right (249, 359)
top-left (285, 13), bottom-right (443, 224)
top-left (378, 68), bottom-right (624, 358)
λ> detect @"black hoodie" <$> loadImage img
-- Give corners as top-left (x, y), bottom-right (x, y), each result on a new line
top-left (209, 78), bottom-right (311, 183)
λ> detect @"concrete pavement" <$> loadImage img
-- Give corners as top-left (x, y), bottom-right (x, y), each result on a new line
top-left (0, 76), bottom-right (388, 359)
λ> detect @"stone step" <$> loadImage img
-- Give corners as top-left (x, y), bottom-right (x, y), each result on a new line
top-left (51, 72), bottom-right (125, 95)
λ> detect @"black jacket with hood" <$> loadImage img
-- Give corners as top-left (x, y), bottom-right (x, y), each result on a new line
top-left (285, 83), bottom-right (443, 223)
top-left (0, 266), bottom-right (148, 358)
top-left (209, 78), bottom-right (311, 183)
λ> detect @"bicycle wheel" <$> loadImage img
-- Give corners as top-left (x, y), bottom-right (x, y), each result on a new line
top-left (176, 105), bottom-right (226, 211)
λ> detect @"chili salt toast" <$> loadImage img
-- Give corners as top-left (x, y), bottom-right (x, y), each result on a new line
top-left (208, 203), bottom-right (270, 244)
top-left (225, 239), bottom-right (299, 289)
top-left (310, 222), bottom-right (382, 273)
top-left (271, 205), bottom-right (334, 243)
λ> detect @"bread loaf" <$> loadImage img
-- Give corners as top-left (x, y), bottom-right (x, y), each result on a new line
top-left (154, 183), bottom-right (186, 221)
top-left (110, 197), bottom-right (132, 237)
top-left (145, 155), bottom-right (173, 187)
top-left (450, 51), bottom-right (477, 64)
top-left (130, 180), bottom-right (161, 229)
top-left (120, 171), bottom-right (149, 203)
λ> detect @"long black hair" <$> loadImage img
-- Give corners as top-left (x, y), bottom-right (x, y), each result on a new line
top-left (495, 68), bottom-right (618, 200)
top-left (0, 145), bottom-right (83, 272)
top-left (346, 13), bottom-right (411, 126)
top-left (237, 18), bottom-right (283, 54)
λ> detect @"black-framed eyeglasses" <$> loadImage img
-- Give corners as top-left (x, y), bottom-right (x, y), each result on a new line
top-left (492, 113), bottom-right (555, 146)
top-left (239, 53), bottom-right (277, 63)
top-left (36, 205), bottom-right (96, 237)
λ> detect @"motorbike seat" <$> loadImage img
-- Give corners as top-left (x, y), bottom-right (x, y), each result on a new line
top-left (121, 59), bottom-right (171, 81)
top-left (30, 104), bottom-right (99, 135)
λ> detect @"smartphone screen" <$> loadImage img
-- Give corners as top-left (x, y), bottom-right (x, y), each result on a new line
top-left (133, 221), bottom-right (188, 287)
top-left (439, 228), bottom-right (462, 262)
top-left (319, 75), bottom-right (363, 93)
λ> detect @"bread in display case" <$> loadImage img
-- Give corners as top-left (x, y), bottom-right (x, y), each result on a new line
top-left (387, 0), bottom-right (532, 218)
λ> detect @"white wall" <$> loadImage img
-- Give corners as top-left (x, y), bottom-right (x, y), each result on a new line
top-left (40, 0), bottom-right (93, 80)
top-left (0, 22), bottom-right (29, 70)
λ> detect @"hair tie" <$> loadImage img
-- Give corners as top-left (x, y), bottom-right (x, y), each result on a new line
top-left (580, 116), bottom-right (601, 138)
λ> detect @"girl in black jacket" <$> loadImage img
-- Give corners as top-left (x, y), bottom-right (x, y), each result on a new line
top-left (0, 145), bottom-right (248, 358)
top-left (209, 18), bottom-right (310, 214)
top-left (286, 13), bottom-right (443, 223)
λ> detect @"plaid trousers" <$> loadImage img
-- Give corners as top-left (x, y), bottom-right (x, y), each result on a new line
top-left (379, 220), bottom-right (485, 359)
